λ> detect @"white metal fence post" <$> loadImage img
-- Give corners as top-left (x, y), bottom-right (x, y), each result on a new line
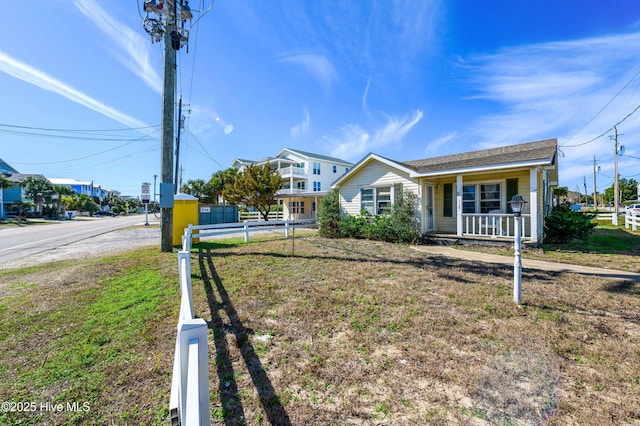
top-left (243, 221), bottom-right (249, 242)
top-left (284, 219), bottom-right (290, 237)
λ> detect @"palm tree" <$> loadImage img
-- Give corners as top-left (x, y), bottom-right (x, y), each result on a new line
top-left (553, 187), bottom-right (568, 207)
top-left (53, 185), bottom-right (76, 216)
top-left (19, 176), bottom-right (54, 216)
top-left (209, 167), bottom-right (238, 205)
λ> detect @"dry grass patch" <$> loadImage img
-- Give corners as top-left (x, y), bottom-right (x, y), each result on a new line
top-left (192, 235), bottom-right (640, 425)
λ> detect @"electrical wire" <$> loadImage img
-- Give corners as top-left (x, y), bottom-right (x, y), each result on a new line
top-left (188, 129), bottom-right (226, 169)
top-left (561, 103), bottom-right (640, 148)
top-left (562, 68), bottom-right (640, 146)
top-left (10, 129), bottom-right (159, 165)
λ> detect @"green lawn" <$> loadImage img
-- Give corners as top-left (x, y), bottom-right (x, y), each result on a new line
top-left (0, 231), bottom-right (638, 424)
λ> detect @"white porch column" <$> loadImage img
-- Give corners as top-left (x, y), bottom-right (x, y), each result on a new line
top-left (529, 168), bottom-right (539, 243)
top-left (456, 175), bottom-right (463, 236)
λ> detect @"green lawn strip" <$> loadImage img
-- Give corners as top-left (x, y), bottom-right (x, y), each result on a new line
top-left (0, 256), bottom-right (177, 425)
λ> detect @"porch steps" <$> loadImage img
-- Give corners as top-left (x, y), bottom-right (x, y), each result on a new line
top-left (421, 234), bottom-right (515, 248)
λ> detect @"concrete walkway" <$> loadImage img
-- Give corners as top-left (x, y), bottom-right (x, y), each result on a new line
top-left (410, 245), bottom-right (640, 282)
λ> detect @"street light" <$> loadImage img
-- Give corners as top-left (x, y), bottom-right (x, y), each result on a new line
top-left (509, 194), bottom-right (527, 304)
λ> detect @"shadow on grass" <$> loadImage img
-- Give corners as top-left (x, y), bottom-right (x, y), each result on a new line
top-left (198, 248), bottom-right (292, 426)
top-left (603, 280), bottom-right (640, 296)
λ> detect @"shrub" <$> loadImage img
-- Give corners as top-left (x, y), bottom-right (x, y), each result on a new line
top-left (332, 191), bottom-right (420, 244)
top-left (544, 203), bottom-right (596, 243)
top-left (318, 188), bottom-right (341, 237)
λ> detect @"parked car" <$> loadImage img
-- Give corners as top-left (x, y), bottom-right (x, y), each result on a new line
top-left (625, 204), bottom-right (640, 216)
top-left (95, 210), bottom-right (118, 217)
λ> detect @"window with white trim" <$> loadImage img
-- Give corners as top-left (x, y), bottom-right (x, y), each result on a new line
top-left (313, 181), bottom-right (321, 192)
top-left (361, 188), bottom-right (374, 215)
top-left (360, 185), bottom-right (395, 215)
top-left (312, 162), bottom-right (321, 175)
top-left (289, 201), bottom-right (305, 214)
top-left (463, 183), bottom-right (502, 213)
top-left (332, 165), bottom-right (337, 173)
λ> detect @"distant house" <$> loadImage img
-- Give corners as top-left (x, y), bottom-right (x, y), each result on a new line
top-left (0, 159), bottom-right (47, 218)
top-left (332, 139), bottom-right (559, 244)
top-left (232, 148), bottom-right (353, 220)
top-left (48, 178), bottom-right (110, 201)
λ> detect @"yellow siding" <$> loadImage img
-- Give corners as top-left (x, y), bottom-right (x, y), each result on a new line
top-left (428, 170), bottom-right (532, 234)
top-left (339, 160), bottom-right (420, 216)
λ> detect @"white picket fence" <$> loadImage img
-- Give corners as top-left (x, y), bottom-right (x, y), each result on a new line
top-left (169, 251), bottom-right (211, 426)
top-left (626, 213), bottom-right (640, 231)
top-left (238, 210), bottom-right (285, 222)
top-left (169, 218), bottom-right (317, 424)
top-left (596, 212), bottom-right (640, 231)
top-left (182, 219), bottom-right (317, 251)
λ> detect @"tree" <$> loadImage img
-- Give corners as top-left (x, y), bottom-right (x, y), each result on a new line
top-left (553, 186), bottom-right (568, 207)
top-left (222, 164), bottom-right (283, 221)
top-left (0, 174), bottom-right (13, 190)
top-left (180, 178), bottom-right (211, 202)
top-left (209, 168), bottom-right (238, 205)
top-left (603, 178), bottom-right (639, 204)
top-left (19, 175), bottom-right (54, 216)
top-left (53, 185), bottom-right (76, 216)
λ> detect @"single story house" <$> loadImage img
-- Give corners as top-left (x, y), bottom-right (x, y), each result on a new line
top-left (331, 138), bottom-right (559, 244)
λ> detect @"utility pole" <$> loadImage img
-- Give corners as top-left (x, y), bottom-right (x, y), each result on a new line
top-left (174, 97), bottom-right (183, 194)
top-left (160, 12), bottom-right (176, 252)
top-left (613, 126), bottom-right (619, 226)
top-left (583, 176), bottom-right (587, 207)
top-left (593, 156), bottom-right (598, 210)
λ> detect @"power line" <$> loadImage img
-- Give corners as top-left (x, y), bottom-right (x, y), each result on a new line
top-left (10, 129), bottom-right (159, 165)
top-left (0, 123), bottom-right (160, 133)
top-left (562, 68), bottom-right (640, 145)
top-left (561, 103), bottom-right (640, 148)
top-left (188, 129), bottom-right (226, 169)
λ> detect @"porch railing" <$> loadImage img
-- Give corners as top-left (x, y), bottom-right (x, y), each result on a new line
top-left (462, 212), bottom-right (531, 240)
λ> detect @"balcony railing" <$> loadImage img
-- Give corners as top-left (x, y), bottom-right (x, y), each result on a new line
top-left (462, 212), bottom-right (531, 240)
top-left (279, 165), bottom-right (307, 176)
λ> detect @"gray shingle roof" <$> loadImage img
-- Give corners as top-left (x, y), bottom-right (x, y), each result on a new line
top-left (401, 138), bottom-right (557, 174)
top-left (282, 148), bottom-right (353, 165)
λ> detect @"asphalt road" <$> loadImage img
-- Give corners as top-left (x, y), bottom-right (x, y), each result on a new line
top-left (0, 214), bottom-right (156, 268)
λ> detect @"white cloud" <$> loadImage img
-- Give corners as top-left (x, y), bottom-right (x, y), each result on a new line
top-left (424, 131), bottom-right (459, 156)
top-left (73, 0), bottom-right (162, 93)
top-left (0, 50), bottom-right (149, 129)
top-left (328, 109), bottom-right (423, 161)
top-left (461, 30), bottom-right (640, 189)
top-left (280, 53), bottom-right (337, 91)
top-left (290, 108), bottom-right (311, 139)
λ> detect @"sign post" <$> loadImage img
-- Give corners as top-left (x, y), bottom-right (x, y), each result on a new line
top-left (141, 182), bottom-right (151, 226)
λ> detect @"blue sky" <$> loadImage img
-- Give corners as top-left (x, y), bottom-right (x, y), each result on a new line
top-left (1, 0), bottom-right (639, 197)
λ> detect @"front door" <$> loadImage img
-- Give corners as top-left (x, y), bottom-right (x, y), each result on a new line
top-left (425, 184), bottom-right (434, 232)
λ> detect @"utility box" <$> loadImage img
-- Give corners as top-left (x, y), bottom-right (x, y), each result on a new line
top-left (173, 193), bottom-right (199, 246)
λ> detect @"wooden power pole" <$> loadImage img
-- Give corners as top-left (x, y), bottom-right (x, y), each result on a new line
top-left (160, 14), bottom-right (176, 252)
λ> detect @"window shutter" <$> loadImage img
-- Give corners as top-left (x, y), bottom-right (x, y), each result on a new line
top-left (443, 183), bottom-right (453, 217)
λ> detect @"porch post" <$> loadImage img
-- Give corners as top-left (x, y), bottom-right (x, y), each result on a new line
top-left (529, 168), bottom-right (539, 244)
top-left (456, 175), bottom-right (463, 236)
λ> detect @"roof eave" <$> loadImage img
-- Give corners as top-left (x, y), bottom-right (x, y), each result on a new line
top-left (409, 158), bottom-right (555, 178)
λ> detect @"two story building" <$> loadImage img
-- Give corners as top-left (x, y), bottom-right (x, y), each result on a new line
top-left (232, 148), bottom-right (353, 219)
